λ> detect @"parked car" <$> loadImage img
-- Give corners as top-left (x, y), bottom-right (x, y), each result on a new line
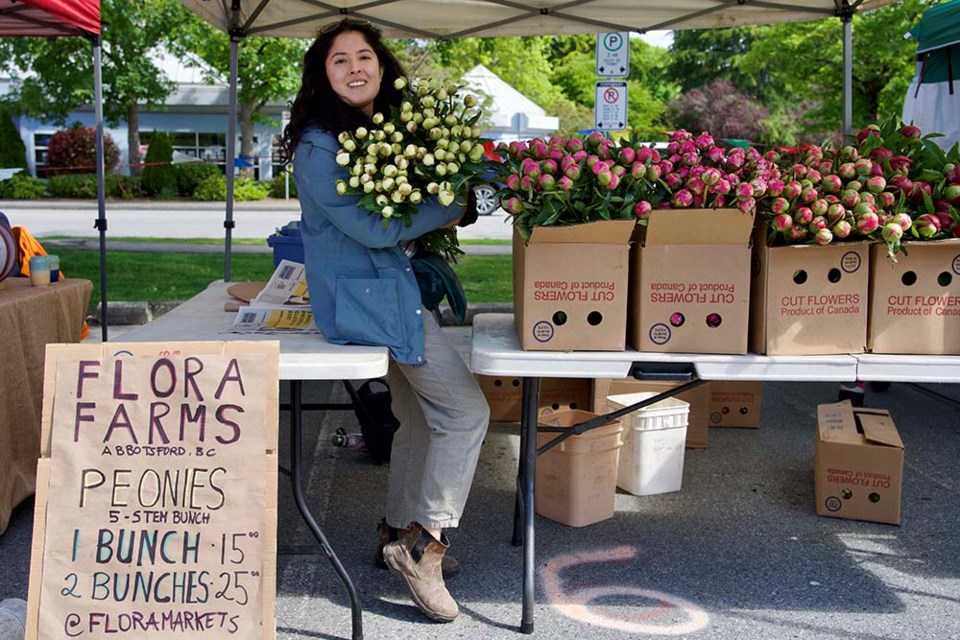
top-left (472, 141), bottom-right (504, 216)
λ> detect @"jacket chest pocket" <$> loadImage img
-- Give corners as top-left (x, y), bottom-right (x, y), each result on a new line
top-left (335, 277), bottom-right (404, 348)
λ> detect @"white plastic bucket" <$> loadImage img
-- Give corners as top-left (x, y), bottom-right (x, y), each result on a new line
top-left (606, 392), bottom-right (689, 496)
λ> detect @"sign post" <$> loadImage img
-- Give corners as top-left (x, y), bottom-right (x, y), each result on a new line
top-left (595, 32), bottom-right (630, 132)
top-left (595, 81), bottom-right (629, 131)
top-left (27, 341), bottom-right (279, 640)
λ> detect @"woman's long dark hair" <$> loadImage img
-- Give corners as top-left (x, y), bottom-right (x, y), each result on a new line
top-left (279, 19), bottom-right (406, 164)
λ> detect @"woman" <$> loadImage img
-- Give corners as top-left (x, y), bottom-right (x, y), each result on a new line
top-left (279, 19), bottom-right (490, 624)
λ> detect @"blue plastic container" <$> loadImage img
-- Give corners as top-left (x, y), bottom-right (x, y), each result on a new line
top-left (266, 220), bottom-right (304, 266)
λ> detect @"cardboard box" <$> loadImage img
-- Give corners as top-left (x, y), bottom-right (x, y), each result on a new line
top-left (815, 401), bottom-right (904, 525)
top-left (868, 240), bottom-right (960, 355)
top-left (591, 378), bottom-right (708, 448)
top-left (478, 375), bottom-right (592, 423)
top-left (629, 208), bottom-right (754, 354)
top-left (513, 220), bottom-right (634, 351)
top-left (750, 231), bottom-right (869, 355)
top-left (708, 381), bottom-right (762, 428)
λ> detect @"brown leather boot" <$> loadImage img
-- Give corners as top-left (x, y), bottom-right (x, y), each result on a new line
top-left (382, 523), bottom-right (459, 622)
top-left (374, 519), bottom-right (461, 579)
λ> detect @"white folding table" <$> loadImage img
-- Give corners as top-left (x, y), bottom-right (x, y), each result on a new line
top-left (470, 313), bottom-right (867, 634)
top-left (119, 280), bottom-right (388, 640)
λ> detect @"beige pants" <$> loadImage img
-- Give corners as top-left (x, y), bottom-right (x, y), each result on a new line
top-left (385, 310), bottom-right (490, 530)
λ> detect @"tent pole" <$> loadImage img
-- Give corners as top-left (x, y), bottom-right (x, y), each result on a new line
top-left (224, 37), bottom-right (240, 282)
top-left (841, 10), bottom-right (853, 137)
top-left (91, 35), bottom-right (108, 342)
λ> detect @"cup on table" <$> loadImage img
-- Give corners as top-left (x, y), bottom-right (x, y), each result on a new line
top-left (29, 256), bottom-right (51, 286)
top-left (47, 254), bottom-right (60, 282)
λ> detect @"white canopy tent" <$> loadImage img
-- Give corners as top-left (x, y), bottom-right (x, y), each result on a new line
top-left (180, 0), bottom-right (900, 279)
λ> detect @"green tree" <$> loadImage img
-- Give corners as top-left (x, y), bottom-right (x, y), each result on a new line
top-left (141, 130), bottom-right (177, 197)
top-left (667, 28), bottom-right (763, 98)
top-left (0, 0), bottom-right (185, 175)
top-left (738, 0), bottom-right (930, 137)
top-left (0, 107), bottom-right (27, 170)
top-left (549, 36), bottom-right (678, 136)
top-left (169, 5), bottom-right (308, 177)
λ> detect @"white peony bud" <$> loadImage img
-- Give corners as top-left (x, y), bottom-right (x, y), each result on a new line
top-left (438, 189), bottom-right (455, 206)
top-left (335, 152), bottom-right (351, 166)
top-left (426, 182), bottom-right (440, 195)
top-left (355, 127), bottom-right (368, 139)
top-left (372, 112), bottom-right (384, 125)
top-left (409, 190), bottom-right (423, 204)
top-left (348, 176), bottom-right (360, 188)
top-left (382, 205), bottom-right (394, 217)
top-left (393, 77), bottom-right (407, 90)
top-left (363, 180), bottom-right (375, 193)
top-left (335, 180), bottom-right (347, 195)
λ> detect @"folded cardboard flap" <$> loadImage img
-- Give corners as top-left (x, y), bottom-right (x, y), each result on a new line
top-left (527, 219), bottom-right (635, 244)
top-left (855, 409), bottom-right (904, 449)
top-left (643, 208), bottom-right (754, 246)
top-left (817, 402), bottom-right (902, 449)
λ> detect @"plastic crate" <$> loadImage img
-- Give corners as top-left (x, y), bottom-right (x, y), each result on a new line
top-left (606, 392), bottom-right (689, 496)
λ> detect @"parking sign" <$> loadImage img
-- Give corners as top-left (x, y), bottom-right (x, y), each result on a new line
top-left (596, 32), bottom-right (629, 77)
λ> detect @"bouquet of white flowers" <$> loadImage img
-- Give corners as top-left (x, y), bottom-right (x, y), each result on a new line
top-left (334, 76), bottom-right (490, 261)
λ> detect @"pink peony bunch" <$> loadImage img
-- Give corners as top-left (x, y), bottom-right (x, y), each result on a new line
top-left (494, 132), bottom-right (664, 241)
top-left (754, 118), bottom-right (960, 257)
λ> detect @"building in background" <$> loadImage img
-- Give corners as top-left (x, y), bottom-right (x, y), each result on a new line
top-left (0, 47), bottom-right (286, 180)
top-left (2, 56), bottom-right (557, 181)
top-left (461, 64), bottom-right (559, 144)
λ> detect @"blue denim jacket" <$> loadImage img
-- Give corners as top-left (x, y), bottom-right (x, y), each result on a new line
top-left (294, 128), bottom-right (463, 365)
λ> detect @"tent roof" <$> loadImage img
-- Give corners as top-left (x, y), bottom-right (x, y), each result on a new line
top-left (0, 0), bottom-right (99, 37)
top-left (909, 0), bottom-right (960, 54)
top-left (181, 0), bottom-right (900, 40)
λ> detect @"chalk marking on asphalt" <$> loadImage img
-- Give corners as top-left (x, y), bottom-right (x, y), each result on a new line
top-left (540, 545), bottom-right (710, 635)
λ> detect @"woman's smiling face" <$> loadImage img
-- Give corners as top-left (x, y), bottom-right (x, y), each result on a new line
top-left (325, 30), bottom-right (383, 117)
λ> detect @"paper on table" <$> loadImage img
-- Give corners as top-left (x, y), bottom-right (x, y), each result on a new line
top-left (229, 305), bottom-right (319, 334)
top-left (251, 259), bottom-right (310, 306)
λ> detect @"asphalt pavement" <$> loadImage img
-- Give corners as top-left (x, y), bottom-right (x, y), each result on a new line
top-left (1, 199), bottom-right (959, 639)
top-left (3, 363), bottom-right (959, 640)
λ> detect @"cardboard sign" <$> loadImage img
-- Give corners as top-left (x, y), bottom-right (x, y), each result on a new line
top-left (27, 342), bottom-right (279, 640)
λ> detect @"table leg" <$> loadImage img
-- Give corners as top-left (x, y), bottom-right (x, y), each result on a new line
top-left (519, 376), bottom-right (541, 634)
top-left (289, 380), bottom-right (364, 640)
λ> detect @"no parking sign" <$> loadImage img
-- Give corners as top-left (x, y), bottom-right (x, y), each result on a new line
top-left (594, 81), bottom-right (628, 131)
